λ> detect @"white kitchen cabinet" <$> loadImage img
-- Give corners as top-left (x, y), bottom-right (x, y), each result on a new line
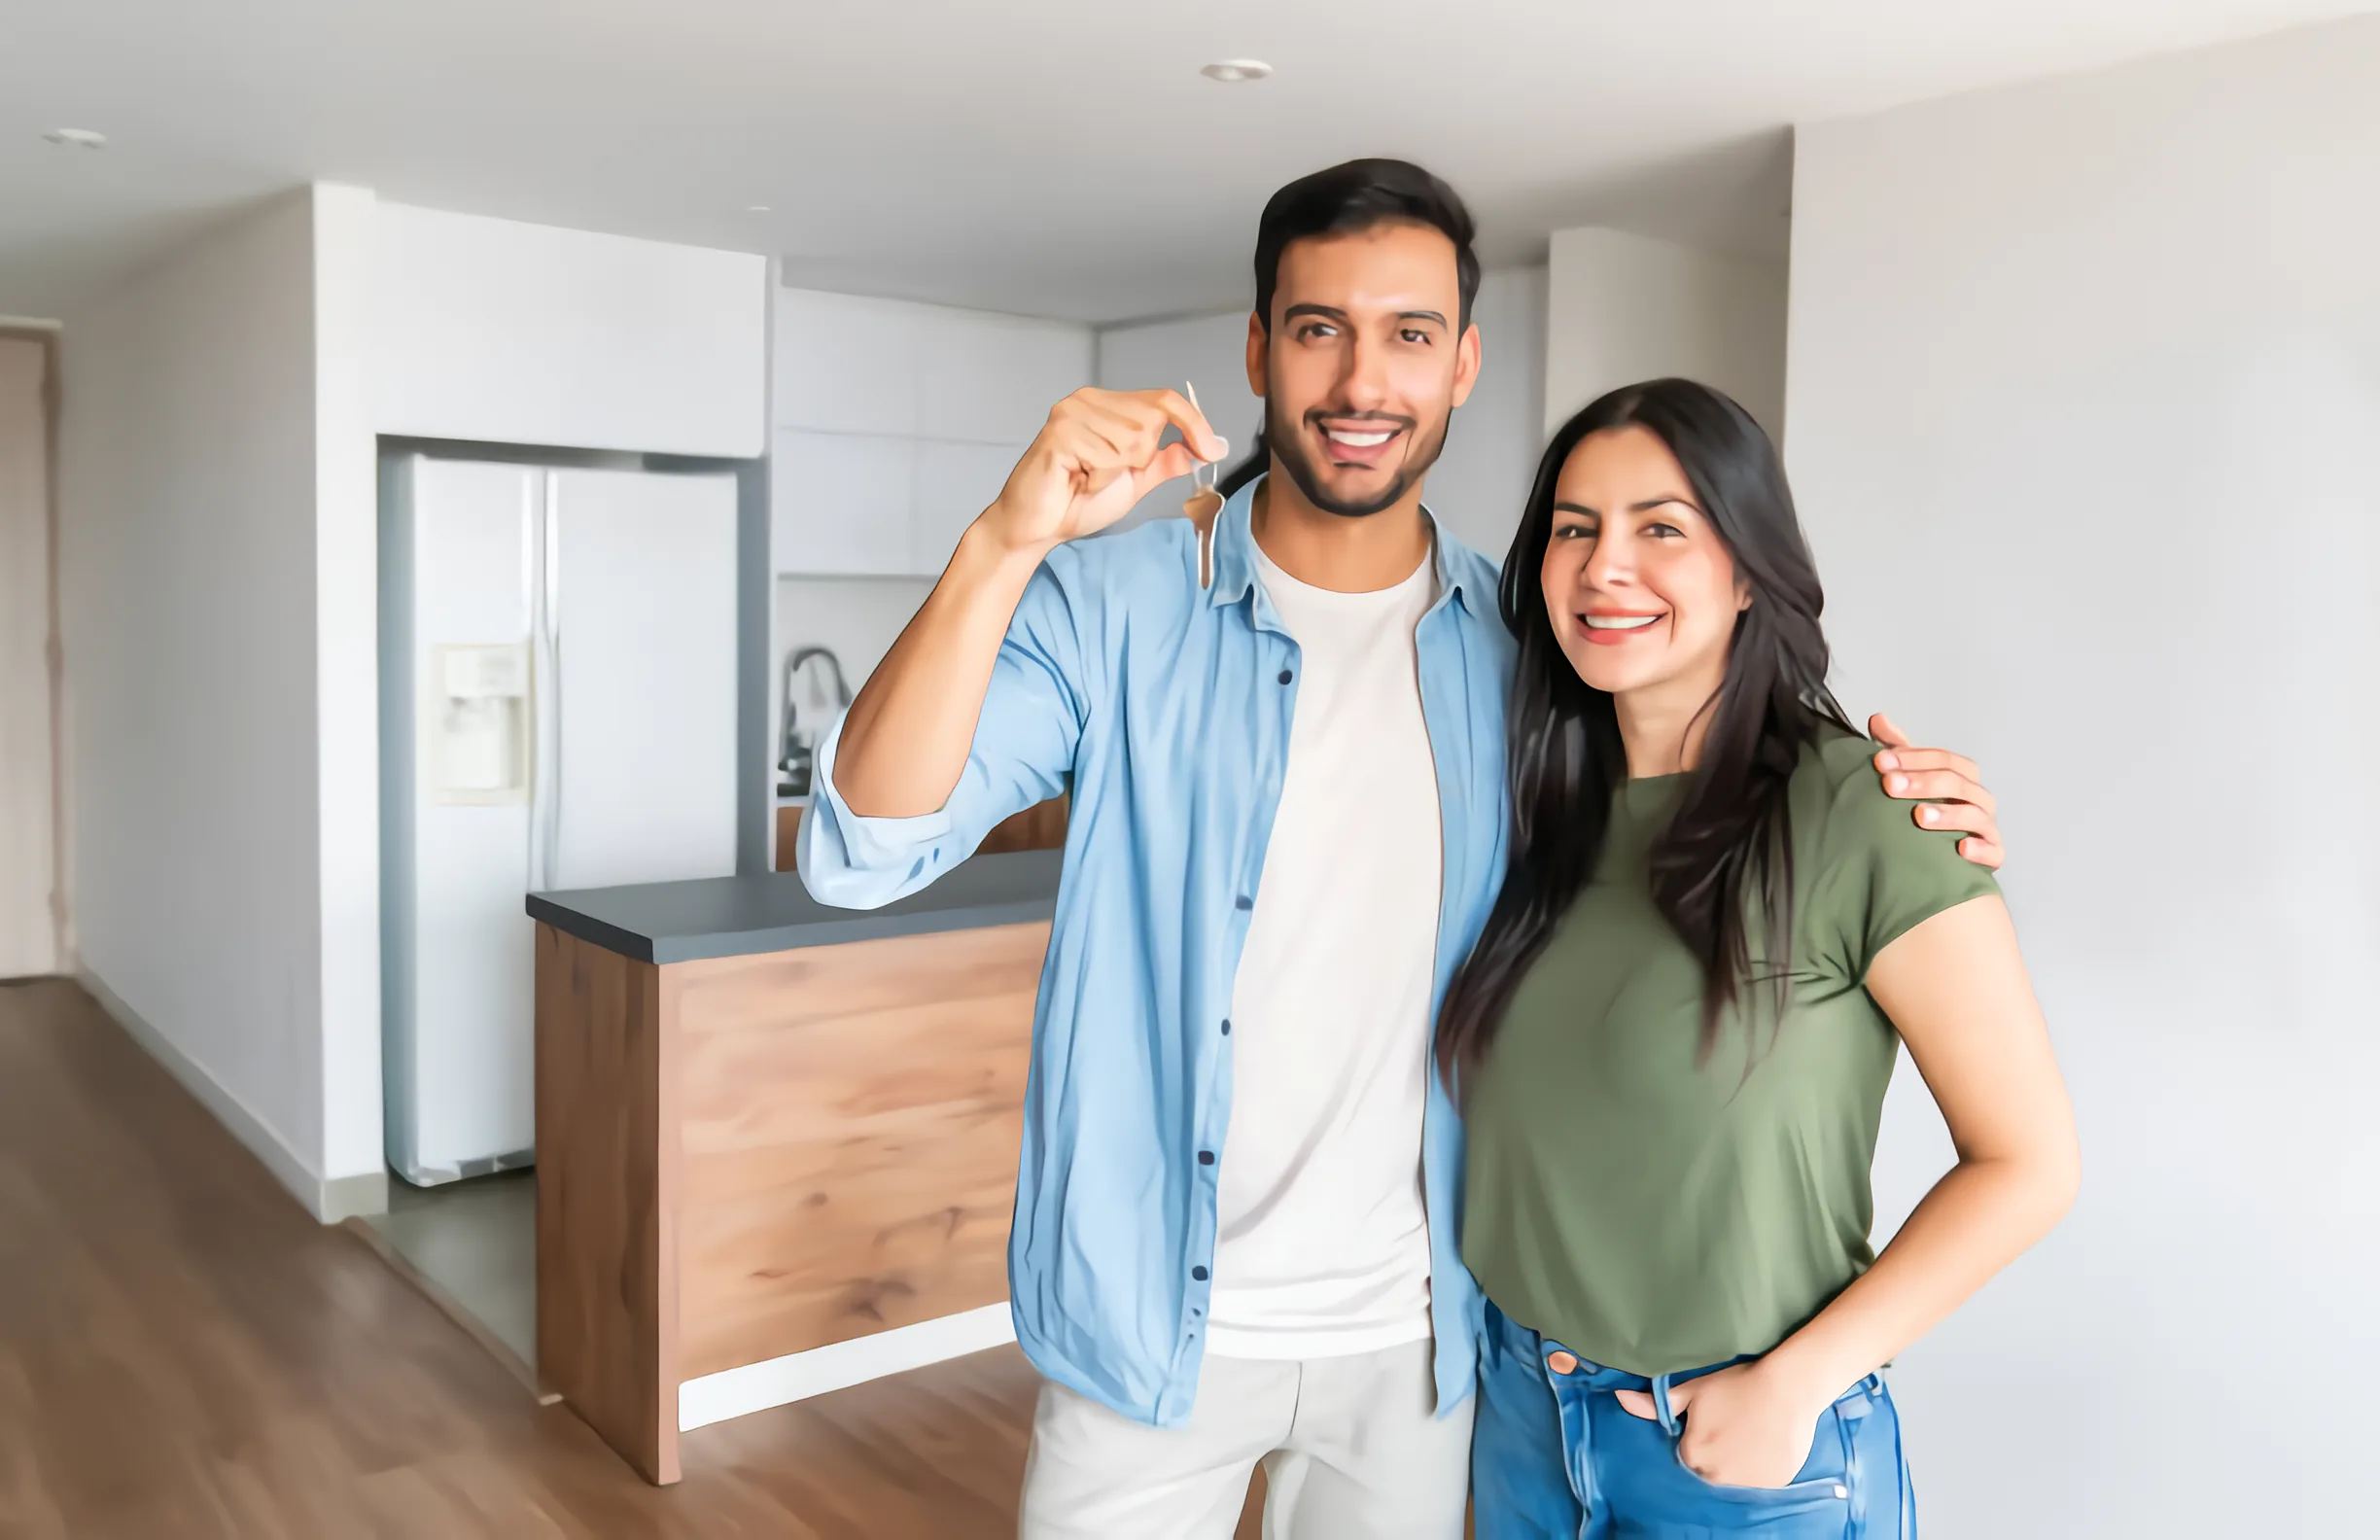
top-left (913, 312), bottom-right (1090, 444)
top-left (771, 429), bottom-right (914, 577)
top-left (911, 439), bottom-right (1029, 576)
top-left (376, 202), bottom-right (768, 457)
top-left (772, 289), bottom-right (921, 437)
top-left (772, 287), bottom-right (1093, 578)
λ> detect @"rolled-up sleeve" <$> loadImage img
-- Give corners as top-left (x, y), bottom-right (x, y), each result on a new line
top-left (796, 557), bottom-right (1088, 910)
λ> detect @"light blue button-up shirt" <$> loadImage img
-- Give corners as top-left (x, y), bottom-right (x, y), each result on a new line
top-left (797, 480), bottom-right (1515, 1426)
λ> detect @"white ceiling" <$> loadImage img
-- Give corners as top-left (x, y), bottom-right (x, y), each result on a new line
top-left (3, 0), bottom-right (2370, 325)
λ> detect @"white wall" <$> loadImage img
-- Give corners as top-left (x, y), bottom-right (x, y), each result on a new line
top-left (314, 187), bottom-right (382, 1185)
top-left (1544, 227), bottom-right (1788, 441)
top-left (375, 202), bottom-right (768, 458)
top-left (1093, 265), bottom-right (1550, 561)
top-left (1430, 266), bottom-right (1549, 562)
top-left (57, 190), bottom-right (377, 1215)
top-left (0, 333), bottom-right (57, 978)
top-left (1785, 17), bottom-right (2380, 1535)
top-left (56, 189), bottom-right (776, 1219)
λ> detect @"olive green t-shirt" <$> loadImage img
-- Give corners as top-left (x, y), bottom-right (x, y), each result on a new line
top-left (1459, 732), bottom-right (1999, 1377)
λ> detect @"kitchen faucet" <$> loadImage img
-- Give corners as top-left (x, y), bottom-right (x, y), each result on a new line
top-left (779, 646), bottom-right (852, 797)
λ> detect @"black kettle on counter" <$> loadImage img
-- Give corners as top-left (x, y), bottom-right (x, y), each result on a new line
top-left (778, 647), bottom-right (852, 799)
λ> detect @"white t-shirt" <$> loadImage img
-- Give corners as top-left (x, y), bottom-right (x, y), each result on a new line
top-left (1205, 539), bottom-right (1445, 1361)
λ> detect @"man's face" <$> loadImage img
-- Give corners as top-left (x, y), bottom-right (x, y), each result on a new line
top-left (1246, 221), bottom-right (1481, 518)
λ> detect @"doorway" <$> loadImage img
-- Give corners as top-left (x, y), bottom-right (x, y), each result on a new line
top-left (0, 330), bottom-right (62, 979)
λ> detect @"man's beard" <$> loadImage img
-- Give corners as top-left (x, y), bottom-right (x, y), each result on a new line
top-left (1267, 399), bottom-right (1453, 519)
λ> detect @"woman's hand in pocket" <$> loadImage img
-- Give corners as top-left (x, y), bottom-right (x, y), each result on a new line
top-left (1615, 1362), bottom-right (1828, 1488)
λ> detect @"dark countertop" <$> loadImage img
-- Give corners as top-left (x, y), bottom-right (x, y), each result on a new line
top-left (526, 850), bottom-right (1062, 964)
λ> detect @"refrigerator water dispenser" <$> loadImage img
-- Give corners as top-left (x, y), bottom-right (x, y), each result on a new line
top-left (431, 642), bottom-right (532, 804)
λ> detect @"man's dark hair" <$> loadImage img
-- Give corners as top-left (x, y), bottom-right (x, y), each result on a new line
top-left (1252, 158), bottom-right (1481, 333)
top-left (1218, 159), bottom-right (1480, 498)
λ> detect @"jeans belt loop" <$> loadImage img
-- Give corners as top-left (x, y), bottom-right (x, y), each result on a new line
top-left (1650, 1373), bottom-right (1680, 1437)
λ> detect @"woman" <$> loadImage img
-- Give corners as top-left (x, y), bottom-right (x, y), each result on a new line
top-left (1444, 379), bottom-right (2080, 1536)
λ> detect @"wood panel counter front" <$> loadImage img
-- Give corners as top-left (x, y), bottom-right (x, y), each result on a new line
top-left (528, 851), bottom-right (1060, 1484)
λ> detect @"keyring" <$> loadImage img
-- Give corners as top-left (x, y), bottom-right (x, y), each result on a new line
top-left (1181, 380), bottom-right (1224, 583)
top-left (1180, 383), bottom-right (1218, 513)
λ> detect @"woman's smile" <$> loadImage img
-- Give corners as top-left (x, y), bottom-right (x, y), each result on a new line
top-left (1578, 610), bottom-right (1669, 646)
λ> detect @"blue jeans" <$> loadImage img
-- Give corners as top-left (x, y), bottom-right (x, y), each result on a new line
top-left (1473, 1302), bottom-right (1915, 1538)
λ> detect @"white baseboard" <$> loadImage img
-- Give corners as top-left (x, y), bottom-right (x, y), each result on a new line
top-left (319, 1170), bottom-right (390, 1221)
top-left (678, 1303), bottom-right (1018, 1432)
top-left (79, 966), bottom-right (387, 1223)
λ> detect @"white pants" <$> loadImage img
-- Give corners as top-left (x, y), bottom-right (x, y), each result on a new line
top-left (1016, 1339), bottom-right (1474, 1540)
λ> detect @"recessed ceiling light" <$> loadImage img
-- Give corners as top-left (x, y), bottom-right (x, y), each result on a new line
top-left (746, 204), bottom-right (772, 214)
top-left (1201, 59), bottom-right (1274, 84)
top-left (43, 127), bottom-right (108, 150)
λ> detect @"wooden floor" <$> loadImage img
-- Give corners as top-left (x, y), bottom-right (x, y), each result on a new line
top-left (0, 978), bottom-right (1263, 1539)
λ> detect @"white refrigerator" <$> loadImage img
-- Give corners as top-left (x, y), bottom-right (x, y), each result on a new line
top-left (380, 450), bottom-right (742, 1187)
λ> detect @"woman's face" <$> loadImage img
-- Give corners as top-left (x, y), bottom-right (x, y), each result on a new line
top-left (1540, 425), bottom-right (1747, 701)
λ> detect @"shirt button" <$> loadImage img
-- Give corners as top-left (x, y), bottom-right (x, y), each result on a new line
top-left (1234, 895), bottom-right (1252, 911)
top-left (1191, 1266), bottom-right (1209, 1281)
top-left (1220, 1019), bottom-right (1232, 1035)
top-left (1545, 1350), bottom-right (1579, 1375)
top-left (1277, 669), bottom-right (1293, 684)
top-left (1197, 1150), bottom-right (1214, 1166)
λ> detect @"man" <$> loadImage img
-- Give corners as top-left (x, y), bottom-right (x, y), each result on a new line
top-left (798, 160), bottom-right (2003, 1539)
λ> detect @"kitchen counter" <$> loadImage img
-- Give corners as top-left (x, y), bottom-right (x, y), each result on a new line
top-left (527, 850), bottom-right (1053, 1485)
top-left (527, 850), bottom-right (1060, 963)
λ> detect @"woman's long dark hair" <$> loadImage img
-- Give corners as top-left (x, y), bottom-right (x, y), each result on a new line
top-left (1435, 379), bottom-right (1852, 1091)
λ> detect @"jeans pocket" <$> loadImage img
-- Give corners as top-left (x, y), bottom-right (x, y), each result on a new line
top-left (1667, 1405), bottom-right (1853, 1505)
